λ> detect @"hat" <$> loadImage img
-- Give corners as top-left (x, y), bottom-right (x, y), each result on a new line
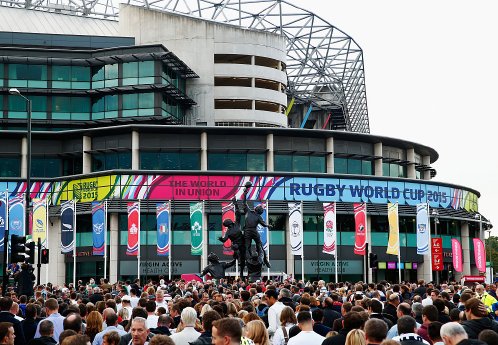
top-left (122, 295), bottom-right (131, 302)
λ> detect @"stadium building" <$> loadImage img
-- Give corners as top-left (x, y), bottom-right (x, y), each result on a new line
top-left (0, 1), bottom-right (490, 285)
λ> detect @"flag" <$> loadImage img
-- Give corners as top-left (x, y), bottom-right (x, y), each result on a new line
top-left (156, 202), bottom-right (171, 256)
top-left (60, 200), bottom-right (75, 254)
top-left (190, 202), bottom-right (203, 256)
top-left (354, 203), bottom-right (367, 255)
top-left (92, 201), bottom-right (107, 256)
top-left (416, 203), bottom-right (430, 255)
top-left (257, 201), bottom-right (269, 252)
top-left (32, 198), bottom-right (47, 247)
top-left (127, 202), bottom-right (140, 256)
top-left (323, 202), bottom-right (336, 256)
top-left (0, 192), bottom-right (7, 251)
top-left (221, 202), bottom-right (234, 256)
top-left (288, 202), bottom-right (303, 256)
top-left (452, 239), bottom-right (463, 272)
top-left (432, 238), bottom-right (443, 271)
top-left (473, 238), bottom-right (486, 273)
top-left (386, 203), bottom-right (400, 255)
top-left (8, 195), bottom-right (24, 238)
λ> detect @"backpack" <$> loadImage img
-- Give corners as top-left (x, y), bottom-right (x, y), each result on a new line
top-left (257, 305), bottom-right (269, 317)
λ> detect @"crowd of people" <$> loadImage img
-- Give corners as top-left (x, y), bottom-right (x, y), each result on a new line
top-left (0, 276), bottom-right (497, 345)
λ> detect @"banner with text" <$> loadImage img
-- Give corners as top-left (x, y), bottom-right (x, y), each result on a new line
top-left (416, 203), bottom-right (430, 255)
top-left (190, 202), bottom-right (203, 256)
top-left (92, 201), bottom-right (106, 256)
top-left (432, 238), bottom-right (443, 271)
top-left (32, 198), bottom-right (47, 247)
top-left (288, 202), bottom-right (303, 256)
top-left (60, 200), bottom-right (75, 254)
top-left (387, 203), bottom-right (400, 256)
top-left (354, 203), bottom-right (367, 255)
top-left (221, 202), bottom-right (234, 256)
top-left (156, 202), bottom-right (171, 256)
top-left (323, 202), bottom-right (336, 256)
top-left (452, 238), bottom-right (463, 272)
top-left (127, 202), bottom-right (140, 256)
top-left (8, 196), bottom-right (24, 239)
top-left (473, 238), bottom-right (486, 273)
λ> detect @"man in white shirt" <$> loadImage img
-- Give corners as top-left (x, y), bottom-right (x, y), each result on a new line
top-left (170, 307), bottom-right (201, 345)
top-left (155, 290), bottom-right (169, 313)
top-left (287, 311), bottom-right (324, 345)
top-left (130, 288), bottom-right (140, 308)
top-left (265, 289), bottom-right (286, 338)
top-left (145, 301), bottom-right (159, 329)
top-left (34, 298), bottom-right (65, 342)
top-left (120, 296), bottom-right (133, 318)
top-left (92, 312), bottom-right (127, 345)
top-left (10, 303), bottom-right (23, 322)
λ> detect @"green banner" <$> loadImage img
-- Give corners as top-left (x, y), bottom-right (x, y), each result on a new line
top-left (190, 202), bottom-right (203, 256)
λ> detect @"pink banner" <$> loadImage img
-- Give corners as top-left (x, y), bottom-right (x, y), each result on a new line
top-left (127, 202), bottom-right (140, 256)
top-left (452, 239), bottom-right (463, 272)
top-left (354, 203), bottom-right (367, 255)
top-left (473, 238), bottom-right (486, 273)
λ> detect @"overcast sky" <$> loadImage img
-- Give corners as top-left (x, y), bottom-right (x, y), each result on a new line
top-left (289, 0), bottom-right (498, 234)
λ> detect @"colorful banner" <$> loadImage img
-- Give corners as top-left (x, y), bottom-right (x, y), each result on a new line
top-left (127, 202), bottom-right (140, 256)
top-left (8, 196), bottom-right (24, 239)
top-left (452, 238), bottom-right (463, 272)
top-left (0, 192), bottom-right (7, 251)
top-left (190, 202), bottom-right (203, 256)
top-left (32, 198), bottom-right (47, 246)
top-left (323, 202), bottom-right (336, 256)
top-left (257, 201), bottom-right (269, 252)
top-left (354, 203), bottom-right (367, 255)
top-left (473, 238), bottom-right (486, 273)
top-left (156, 202), bottom-right (171, 256)
top-left (416, 203), bottom-right (430, 255)
top-left (60, 200), bottom-right (75, 254)
top-left (221, 202), bottom-right (234, 256)
top-left (92, 201), bottom-right (107, 256)
top-left (432, 238), bottom-right (443, 271)
top-left (386, 203), bottom-right (399, 256)
top-left (288, 202), bottom-right (303, 256)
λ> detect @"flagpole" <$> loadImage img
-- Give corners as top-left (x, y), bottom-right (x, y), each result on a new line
top-left (168, 201), bottom-right (172, 282)
top-left (104, 200), bottom-right (107, 282)
top-left (6, 190), bottom-right (9, 268)
top-left (45, 199), bottom-right (48, 285)
top-left (301, 201), bottom-right (304, 283)
top-left (137, 201), bottom-right (141, 282)
top-left (73, 200), bottom-right (77, 288)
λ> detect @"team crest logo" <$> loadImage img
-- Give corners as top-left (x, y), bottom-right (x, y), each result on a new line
top-left (417, 224), bottom-right (426, 233)
top-left (93, 222), bottom-right (104, 235)
top-left (358, 224), bottom-right (365, 232)
top-left (191, 221), bottom-right (202, 234)
top-left (129, 223), bottom-right (138, 235)
top-left (291, 221), bottom-right (301, 237)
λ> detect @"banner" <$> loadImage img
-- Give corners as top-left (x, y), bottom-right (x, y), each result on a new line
top-left (32, 198), bottom-right (47, 246)
top-left (156, 202), bottom-right (171, 256)
top-left (323, 202), bottom-right (336, 255)
top-left (473, 238), bottom-right (486, 273)
top-left (8, 196), bottom-right (24, 238)
top-left (386, 203), bottom-right (399, 255)
top-left (190, 202), bottom-right (203, 256)
top-left (416, 203), bottom-right (430, 255)
top-left (353, 203), bottom-right (367, 255)
top-left (431, 238), bottom-right (443, 271)
top-left (257, 201), bottom-right (269, 252)
top-left (288, 202), bottom-right (303, 256)
top-left (92, 201), bottom-right (107, 256)
top-left (221, 202), bottom-right (234, 256)
top-left (60, 200), bottom-right (75, 254)
top-left (452, 239), bottom-right (463, 272)
top-left (0, 192), bottom-right (6, 251)
top-left (127, 202), bottom-right (140, 256)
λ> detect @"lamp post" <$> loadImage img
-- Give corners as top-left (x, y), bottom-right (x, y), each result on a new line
top-left (431, 209), bottom-right (439, 285)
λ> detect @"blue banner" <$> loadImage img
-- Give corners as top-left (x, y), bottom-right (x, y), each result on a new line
top-left (92, 201), bottom-right (106, 256)
top-left (0, 192), bottom-right (7, 252)
top-left (60, 200), bottom-right (75, 254)
top-left (416, 203), bottom-right (430, 255)
top-left (8, 196), bottom-right (24, 239)
top-left (156, 202), bottom-right (170, 256)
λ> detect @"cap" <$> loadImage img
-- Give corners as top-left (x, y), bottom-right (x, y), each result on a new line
top-left (122, 295), bottom-right (131, 302)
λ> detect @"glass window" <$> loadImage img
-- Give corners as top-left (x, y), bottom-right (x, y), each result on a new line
top-left (247, 153), bottom-right (266, 171)
top-left (139, 61), bottom-right (155, 77)
top-left (348, 159), bottom-right (361, 174)
top-left (105, 64), bottom-right (118, 80)
top-left (292, 155), bottom-right (308, 172)
top-left (207, 152), bottom-right (265, 171)
top-left (123, 94), bottom-right (138, 109)
top-left (334, 158), bottom-right (347, 174)
top-left (52, 65), bottom-right (71, 81)
top-left (72, 66), bottom-right (90, 81)
top-left (123, 62), bottom-right (138, 79)
top-left (53, 96), bottom-right (71, 113)
top-left (92, 152), bottom-right (131, 172)
top-left (7, 95), bottom-right (27, 118)
top-left (139, 93), bottom-right (154, 108)
top-left (274, 154), bottom-right (292, 172)
top-left (362, 160), bottom-right (373, 175)
top-left (0, 156), bottom-right (20, 177)
top-left (31, 156), bottom-right (61, 177)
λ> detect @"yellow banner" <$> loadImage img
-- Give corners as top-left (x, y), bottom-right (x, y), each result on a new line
top-left (386, 202), bottom-right (399, 255)
top-left (32, 198), bottom-right (47, 246)
top-left (62, 176), bottom-right (116, 203)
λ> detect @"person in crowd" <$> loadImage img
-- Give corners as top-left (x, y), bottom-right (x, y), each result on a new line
top-left (0, 298), bottom-right (25, 345)
top-left (211, 318), bottom-right (242, 345)
top-left (475, 285), bottom-right (497, 313)
top-left (22, 303), bottom-right (39, 343)
top-left (0, 322), bottom-right (15, 345)
top-left (59, 330), bottom-right (78, 345)
top-left (92, 311), bottom-right (127, 345)
top-left (478, 329), bottom-right (498, 345)
top-left (149, 315), bottom-right (173, 337)
top-left (85, 311), bottom-right (104, 343)
top-left (427, 322), bottom-right (443, 345)
top-left (244, 320), bottom-right (270, 345)
top-left (148, 334), bottom-right (175, 345)
top-left (392, 316), bottom-right (429, 345)
top-left (272, 306), bottom-right (297, 345)
top-left (417, 305), bottom-right (438, 344)
top-left (383, 293), bottom-right (400, 325)
top-left (170, 307), bottom-right (201, 345)
top-left (265, 289), bottom-right (285, 338)
top-left (323, 298), bottom-right (342, 329)
top-left (190, 310), bottom-right (221, 345)
top-left (461, 298), bottom-right (498, 339)
top-left (368, 299), bottom-right (393, 329)
top-left (34, 298), bottom-right (64, 343)
top-left (440, 322), bottom-right (487, 345)
top-left (324, 311), bottom-right (364, 345)
top-left (386, 303), bottom-right (417, 339)
top-left (345, 329), bottom-right (366, 345)
top-left (312, 309), bottom-right (332, 337)
top-left (364, 319), bottom-right (388, 345)
top-left (28, 320), bottom-right (56, 345)
top-left (282, 311), bottom-right (323, 345)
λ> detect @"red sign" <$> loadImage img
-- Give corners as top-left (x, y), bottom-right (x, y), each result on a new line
top-left (461, 275), bottom-right (485, 283)
top-left (353, 203), bottom-right (367, 255)
top-left (432, 238), bottom-right (443, 271)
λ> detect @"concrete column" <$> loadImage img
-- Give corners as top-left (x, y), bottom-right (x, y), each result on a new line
top-left (47, 217), bottom-right (65, 285)
top-left (82, 136), bottom-right (92, 174)
top-left (109, 213), bottom-right (119, 284)
top-left (461, 222), bottom-right (471, 277)
top-left (132, 131), bottom-right (140, 170)
top-left (422, 155), bottom-right (431, 180)
top-left (201, 132), bottom-right (208, 171)
top-left (326, 137), bottom-right (334, 174)
top-left (406, 148), bottom-right (416, 179)
top-left (374, 142), bottom-right (383, 177)
top-left (21, 137), bottom-right (28, 178)
top-left (266, 133), bottom-right (274, 172)
top-left (418, 255), bottom-right (433, 284)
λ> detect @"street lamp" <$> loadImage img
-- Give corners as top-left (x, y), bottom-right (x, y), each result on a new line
top-left (432, 209), bottom-right (440, 285)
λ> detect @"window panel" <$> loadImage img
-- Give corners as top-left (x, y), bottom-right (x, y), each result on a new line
top-left (0, 156), bottom-right (20, 177)
top-left (348, 159), bottom-right (361, 174)
top-left (292, 155), bottom-right (308, 172)
top-left (139, 61), bottom-right (155, 77)
top-left (274, 154), bottom-right (292, 172)
top-left (139, 93), bottom-right (154, 108)
top-left (310, 156), bottom-right (326, 173)
top-left (334, 158), bottom-right (347, 174)
top-left (247, 153), bottom-right (266, 171)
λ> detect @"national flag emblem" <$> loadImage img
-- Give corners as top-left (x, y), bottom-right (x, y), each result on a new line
top-left (160, 224), bottom-right (166, 233)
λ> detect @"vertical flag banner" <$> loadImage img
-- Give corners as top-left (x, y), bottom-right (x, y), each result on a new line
top-left (432, 238), bottom-right (443, 271)
top-left (92, 201), bottom-right (106, 256)
top-left (416, 203), bottom-right (430, 255)
top-left (257, 201), bottom-right (269, 252)
top-left (452, 239), bottom-right (463, 272)
top-left (473, 238), bottom-right (486, 272)
top-left (32, 198), bottom-right (47, 247)
top-left (190, 202), bottom-right (203, 256)
top-left (323, 202), bottom-right (337, 255)
top-left (127, 202), bottom-right (140, 256)
top-left (60, 200), bottom-right (75, 254)
top-left (0, 192), bottom-right (7, 251)
top-left (156, 202), bottom-right (171, 256)
top-left (288, 202), bottom-right (303, 256)
top-left (8, 195), bottom-right (24, 238)
top-left (353, 203), bottom-right (367, 255)
top-left (386, 203), bottom-right (400, 255)
top-left (221, 202), bottom-right (234, 256)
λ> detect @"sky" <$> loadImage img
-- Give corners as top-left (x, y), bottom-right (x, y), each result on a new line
top-left (289, 0), bottom-right (498, 234)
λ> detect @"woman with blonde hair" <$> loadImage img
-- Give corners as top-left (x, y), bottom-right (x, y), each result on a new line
top-left (270, 306), bottom-right (297, 345)
top-left (245, 320), bottom-right (270, 345)
top-left (226, 302), bottom-right (238, 317)
top-left (85, 311), bottom-right (103, 343)
top-left (200, 303), bottom-right (213, 318)
top-left (242, 312), bottom-right (262, 325)
top-left (345, 329), bottom-right (366, 345)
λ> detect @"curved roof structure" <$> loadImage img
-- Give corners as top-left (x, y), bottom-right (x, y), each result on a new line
top-left (0, 0), bottom-right (370, 133)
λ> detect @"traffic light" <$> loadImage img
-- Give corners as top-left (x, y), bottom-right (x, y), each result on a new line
top-left (25, 241), bottom-right (35, 265)
top-left (11, 235), bottom-right (26, 263)
top-left (41, 249), bottom-right (49, 264)
top-left (369, 252), bottom-right (378, 269)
